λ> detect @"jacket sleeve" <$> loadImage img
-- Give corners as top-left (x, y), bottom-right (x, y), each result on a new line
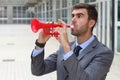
top-left (31, 49), bottom-right (57, 76)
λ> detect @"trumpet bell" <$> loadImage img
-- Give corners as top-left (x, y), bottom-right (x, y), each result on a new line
top-left (31, 18), bottom-right (40, 33)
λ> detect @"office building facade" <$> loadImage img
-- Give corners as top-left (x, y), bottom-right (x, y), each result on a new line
top-left (0, 0), bottom-right (120, 54)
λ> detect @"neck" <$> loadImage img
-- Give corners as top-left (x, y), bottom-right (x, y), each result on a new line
top-left (77, 33), bottom-right (93, 44)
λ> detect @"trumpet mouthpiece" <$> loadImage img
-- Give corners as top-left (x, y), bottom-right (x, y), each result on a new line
top-left (70, 25), bottom-right (74, 28)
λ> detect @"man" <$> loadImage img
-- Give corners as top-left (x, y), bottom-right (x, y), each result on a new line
top-left (31, 3), bottom-right (114, 80)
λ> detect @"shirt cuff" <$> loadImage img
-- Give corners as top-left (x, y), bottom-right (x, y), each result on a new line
top-left (32, 48), bottom-right (44, 57)
top-left (63, 50), bottom-right (74, 60)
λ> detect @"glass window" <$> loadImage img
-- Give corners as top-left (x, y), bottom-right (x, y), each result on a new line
top-left (62, 0), bottom-right (67, 8)
top-left (85, 0), bottom-right (89, 3)
top-left (62, 0), bottom-right (67, 23)
top-left (56, 0), bottom-right (60, 9)
top-left (13, 6), bottom-right (32, 24)
top-left (22, 7), bottom-right (25, 17)
top-left (4, 6), bottom-right (7, 18)
top-left (62, 9), bottom-right (67, 23)
top-left (0, 6), bottom-right (7, 18)
top-left (13, 7), bottom-right (17, 18)
top-left (50, 0), bottom-right (52, 10)
top-left (56, 0), bottom-right (61, 21)
top-left (62, 9), bottom-right (67, 17)
top-left (13, 6), bottom-right (28, 18)
top-left (46, 0), bottom-right (53, 21)
top-left (117, 27), bottom-right (120, 52)
top-left (42, 3), bottom-right (46, 21)
top-left (118, 1), bottom-right (120, 21)
top-left (46, 2), bottom-right (49, 20)
top-left (85, 0), bottom-right (96, 3)
top-left (0, 6), bottom-right (7, 24)
top-left (38, 6), bottom-right (42, 18)
top-left (72, 0), bottom-right (79, 5)
top-left (56, 10), bottom-right (60, 21)
top-left (91, 0), bottom-right (96, 2)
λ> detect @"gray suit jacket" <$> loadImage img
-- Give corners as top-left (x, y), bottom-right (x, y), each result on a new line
top-left (31, 36), bottom-right (114, 80)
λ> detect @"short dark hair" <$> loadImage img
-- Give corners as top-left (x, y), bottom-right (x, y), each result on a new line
top-left (72, 3), bottom-right (98, 27)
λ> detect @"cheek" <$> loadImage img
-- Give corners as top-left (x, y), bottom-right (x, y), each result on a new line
top-left (72, 19), bottom-right (88, 31)
top-left (77, 22), bottom-right (89, 32)
top-left (76, 19), bottom-right (85, 26)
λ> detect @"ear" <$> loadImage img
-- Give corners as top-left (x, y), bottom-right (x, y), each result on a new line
top-left (89, 19), bottom-right (95, 28)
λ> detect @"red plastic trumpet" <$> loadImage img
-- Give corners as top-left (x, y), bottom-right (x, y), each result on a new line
top-left (31, 18), bottom-right (71, 37)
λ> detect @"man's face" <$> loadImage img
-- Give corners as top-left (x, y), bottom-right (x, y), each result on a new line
top-left (71, 9), bottom-right (90, 36)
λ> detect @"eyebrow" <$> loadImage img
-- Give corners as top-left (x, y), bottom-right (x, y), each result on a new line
top-left (72, 13), bottom-right (84, 16)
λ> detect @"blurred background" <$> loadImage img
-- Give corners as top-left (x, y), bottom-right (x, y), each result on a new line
top-left (0, 0), bottom-right (120, 80)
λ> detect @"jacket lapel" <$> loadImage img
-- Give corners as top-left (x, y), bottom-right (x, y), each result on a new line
top-left (78, 37), bottom-right (99, 61)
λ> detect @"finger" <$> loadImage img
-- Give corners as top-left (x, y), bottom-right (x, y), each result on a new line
top-left (58, 19), bottom-right (66, 29)
top-left (53, 27), bottom-right (61, 33)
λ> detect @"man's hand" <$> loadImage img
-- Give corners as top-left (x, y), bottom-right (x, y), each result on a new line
top-left (55, 19), bottom-right (71, 53)
top-left (36, 30), bottom-right (51, 50)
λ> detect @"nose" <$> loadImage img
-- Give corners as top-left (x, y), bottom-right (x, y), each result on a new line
top-left (71, 16), bottom-right (76, 23)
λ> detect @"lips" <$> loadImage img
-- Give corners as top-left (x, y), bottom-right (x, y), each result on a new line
top-left (71, 24), bottom-right (77, 31)
top-left (70, 25), bottom-right (74, 28)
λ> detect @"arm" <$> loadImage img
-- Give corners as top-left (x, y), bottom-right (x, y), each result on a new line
top-left (31, 29), bottom-right (57, 76)
top-left (31, 49), bottom-right (57, 76)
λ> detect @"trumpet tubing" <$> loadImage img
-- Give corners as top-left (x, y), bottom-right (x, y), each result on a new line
top-left (31, 18), bottom-right (71, 37)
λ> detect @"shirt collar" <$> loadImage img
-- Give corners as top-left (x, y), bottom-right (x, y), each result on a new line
top-left (75, 35), bottom-right (95, 50)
